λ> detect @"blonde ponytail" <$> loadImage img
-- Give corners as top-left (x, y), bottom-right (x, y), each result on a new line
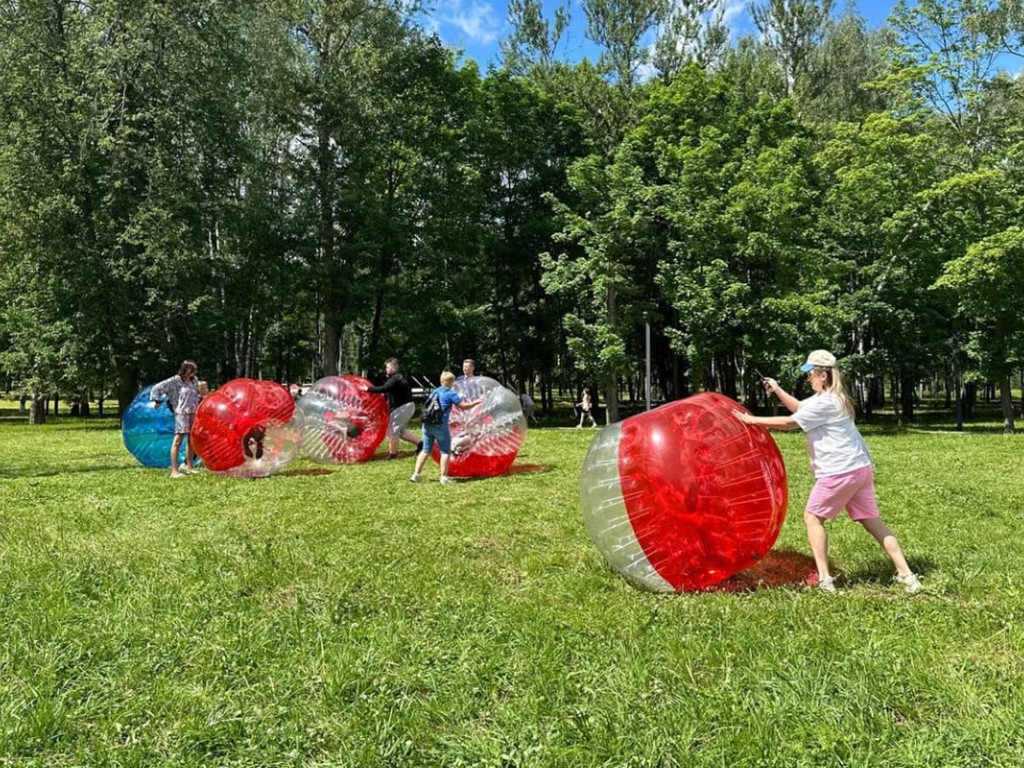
top-left (818, 366), bottom-right (856, 420)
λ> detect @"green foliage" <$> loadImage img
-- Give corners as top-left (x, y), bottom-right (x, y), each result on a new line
top-left (1, 0), bottom-right (1024, 426)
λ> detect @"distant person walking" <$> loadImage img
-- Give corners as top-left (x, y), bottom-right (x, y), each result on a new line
top-left (410, 371), bottom-right (483, 485)
top-left (520, 391), bottom-right (539, 425)
top-left (366, 357), bottom-right (422, 459)
top-left (151, 360), bottom-right (200, 478)
top-left (577, 387), bottom-right (597, 428)
top-left (733, 349), bottom-right (921, 594)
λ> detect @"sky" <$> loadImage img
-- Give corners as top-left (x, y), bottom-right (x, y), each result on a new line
top-left (420, 0), bottom-right (901, 69)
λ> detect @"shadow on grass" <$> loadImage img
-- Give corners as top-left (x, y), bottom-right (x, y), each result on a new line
top-left (279, 467), bottom-right (335, 477)
top-left (454, 463), bottom-right (554, 482)
top-left (504, 463), bottom-right (552, 476)
top-left (706, 548), bottom-right (819, 593)
top-left (0, 464), bottom-right (130, 480)
top-left (841, 555), bottom-right (939, 587)
top-left (367, 450), bottom-right (418, 462)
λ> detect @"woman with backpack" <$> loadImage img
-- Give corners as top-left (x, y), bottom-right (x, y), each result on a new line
top-left (411, 371), bottom-right (484, 485)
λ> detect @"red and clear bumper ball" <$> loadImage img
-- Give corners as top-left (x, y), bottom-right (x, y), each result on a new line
top-left (580, 392), bottom-right (788, 592)
top-left (433, 376), bottom-right (527, 477)
top-left (297, 375), bottom-right (388, 463)
top-left (191, 379), bottom-right (303, 478)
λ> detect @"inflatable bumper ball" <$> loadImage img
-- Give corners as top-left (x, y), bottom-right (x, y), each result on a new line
top-left (433, 376), bottom-right (527, 477)
top-left (191, 379), bottom-right (303, 478)
top-left (297, 375), bottom-right (388, 464)
top-left (580, 392), bottom-right (787, 592)
top-left (123, 385), bottom-right (190, 468)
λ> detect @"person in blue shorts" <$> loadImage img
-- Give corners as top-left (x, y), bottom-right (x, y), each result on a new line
top-left (410, 370), bottom-right (483, 485)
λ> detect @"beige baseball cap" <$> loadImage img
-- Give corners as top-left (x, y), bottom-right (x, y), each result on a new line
top-left (800, 349), bottom-right (837, 372)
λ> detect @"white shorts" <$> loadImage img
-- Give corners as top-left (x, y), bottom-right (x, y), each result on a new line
top-left (388, 402), bottom-right (416, 437)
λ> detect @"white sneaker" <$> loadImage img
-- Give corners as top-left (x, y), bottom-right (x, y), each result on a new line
top-left (818, 576), bottom-right (837, 593)
top-left (439, 476), bottom-right (457, 485)
top-left (409, 473), bottom-right (421, 483)
top-left (895, 572), bottom-right (922, 594)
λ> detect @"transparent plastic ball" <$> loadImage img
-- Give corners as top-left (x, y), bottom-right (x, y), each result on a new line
top-left (122, 385), bottom-right (189, 468)
top-left (297, 375), bottom-right (389, 464)
top-left (580, 392), bottom-right (788, 592)
top-left (191, 379), bottom-right (303, 478)
top-left (432, 376), bottom-right (527, 477)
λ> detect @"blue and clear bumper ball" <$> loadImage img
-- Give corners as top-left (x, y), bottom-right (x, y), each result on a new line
top-left (122, 385), bottom-right (189, 468)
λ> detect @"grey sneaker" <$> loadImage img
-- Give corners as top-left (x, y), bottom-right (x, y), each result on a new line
top-left (895, 572), bottom-right (922, 594)
top-left (439, 476), bottom-right (457, 485)
top-left (818, 576), bottom-right (837, 594)
top-left (409, 473), bottom-right (421, 483)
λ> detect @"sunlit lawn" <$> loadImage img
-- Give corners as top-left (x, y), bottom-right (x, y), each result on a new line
top-left (1, 403), bottom-right (1023, 767)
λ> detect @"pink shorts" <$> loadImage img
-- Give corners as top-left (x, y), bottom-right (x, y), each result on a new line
top-left (806, 465), bottom-right (880, 521)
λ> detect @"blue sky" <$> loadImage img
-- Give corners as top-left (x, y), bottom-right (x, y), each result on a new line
top-left (420, 0), bottom-right (900, 69)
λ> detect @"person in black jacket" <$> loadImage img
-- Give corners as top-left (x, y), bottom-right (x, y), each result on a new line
top-left (367, 358), bottom-right (422, 459)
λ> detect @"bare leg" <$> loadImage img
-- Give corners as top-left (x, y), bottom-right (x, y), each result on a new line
top-left (388, 435), bottom-right (399, 455)
top-left (401, 429), bottom-right (420, 446)
top-left (185, 436), bottom-right (195, 469)
top-left (439, 453), bottom-right (451, 479)
top-left (804, 510), bottom-right (831, 581)
top-left (859, 518), bottom-right (913, 577)
top-left (169, 434), bottom-right (184, 477)
top-left (413, 449), bottom-right (430, 476)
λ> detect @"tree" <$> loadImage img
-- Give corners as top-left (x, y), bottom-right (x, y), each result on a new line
top-left (750, 0), bottom-right (835, 96)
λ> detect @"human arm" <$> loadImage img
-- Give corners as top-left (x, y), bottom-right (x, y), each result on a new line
top-left (366, 374), bottom-right (399, 394)
top-left (762, 378), bottom-right (800, 413)
top-left (732, 410), bottom-right (799, 430)
top-left (454, 398), bottom-right (484, 410)
top-left (150, 376), bottom-right (177, 409)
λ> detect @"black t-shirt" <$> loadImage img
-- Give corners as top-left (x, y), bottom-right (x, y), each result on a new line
top-left (368, 372), bottom-right (413, 411)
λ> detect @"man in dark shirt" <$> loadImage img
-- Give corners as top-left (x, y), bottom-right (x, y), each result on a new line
top-left (367, 358), bottom-right (422, 459)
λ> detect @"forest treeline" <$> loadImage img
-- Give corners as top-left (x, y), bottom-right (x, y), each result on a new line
top-left (1, 0), bottom-right (1022, 428)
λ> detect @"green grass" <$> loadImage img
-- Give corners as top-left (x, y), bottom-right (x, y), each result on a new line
top-left (2, 413), bottom-right (1024, 767)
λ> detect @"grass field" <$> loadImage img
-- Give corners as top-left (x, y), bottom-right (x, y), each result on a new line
top-left (2, 407), bottom-right (1024, 767)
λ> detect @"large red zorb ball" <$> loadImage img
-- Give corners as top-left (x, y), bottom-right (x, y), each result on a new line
top-left (296, 375), bottom-right (388, 464)
top-left (431, 376), bottom-right (527, 477)
top-left (191, 379), bottom-right (303, 478)
top-left (580, 392), bottom-right (788, 592)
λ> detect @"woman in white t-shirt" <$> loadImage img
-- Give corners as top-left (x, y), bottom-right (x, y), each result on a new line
top-left (734, 350), bottom-right (921, 594)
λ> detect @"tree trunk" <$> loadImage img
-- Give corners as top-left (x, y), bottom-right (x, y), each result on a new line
top-left (900, 372), bottom-right (915, 422)
top-left (1000, 373), bottom-right (1015, 433)
top-left (964, 382), bottom-right (976, 417)
top-left (28, 394), bottom-right (46, 425)
top-left (605, 380), bottom-right (618, 424)
top-left (323, 316), bottom-right (340, 376)
top-left (114, 362), bottom-right (138, 421)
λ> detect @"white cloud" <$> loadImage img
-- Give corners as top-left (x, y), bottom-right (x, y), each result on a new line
top-left (433, 0), bottom-right (505, 45)
top-left (721, 0), bottom-right (746, 28)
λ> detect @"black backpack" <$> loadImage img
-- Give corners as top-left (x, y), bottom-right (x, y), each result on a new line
top-left (421, 389), bottom-right (444, 425)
